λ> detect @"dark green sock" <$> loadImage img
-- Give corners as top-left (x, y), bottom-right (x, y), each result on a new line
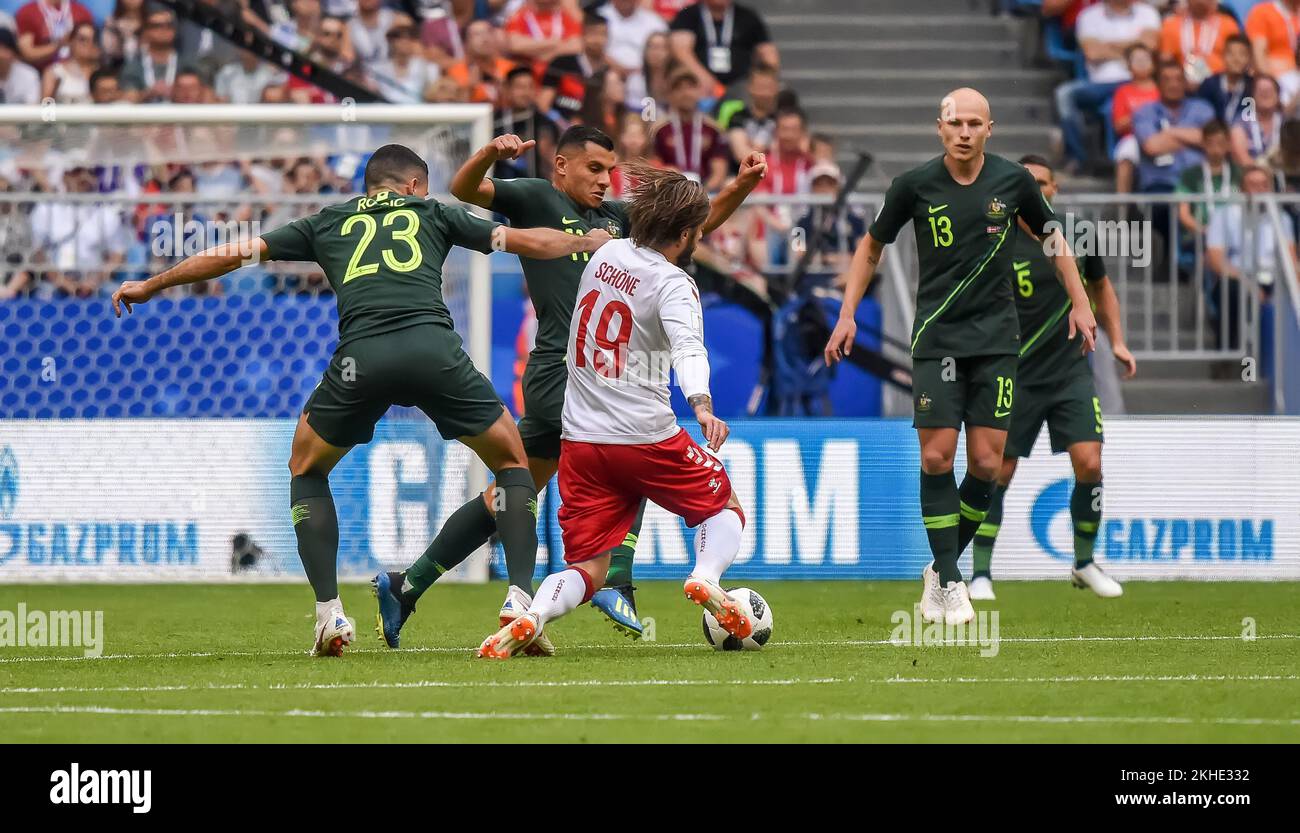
top-left (1072, 479), bottom-right (1102, 567)
top-left (402, 494), bottom-right (497, 601)
top-left (605, 499), bottom-right (645, 587)
top-left (972, 484), bottom-right (1005, 578)
top-left (494, 467), bottom-right (539, 594)
top-left (920, 469), bottom-right (961, 585)
top-left (956, 473), bottom-right (996, 555)
top-left (290, 473), bottom-right (339, 603)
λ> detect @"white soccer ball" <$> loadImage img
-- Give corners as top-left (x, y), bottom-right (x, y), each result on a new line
top-left (702, 587), bottom-right (773, 651)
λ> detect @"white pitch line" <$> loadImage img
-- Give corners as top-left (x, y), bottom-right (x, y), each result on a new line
top-left (4, 673), bottom-right (1298, 697)
top-left (0, 705), bottom-right (723, 721)
top-left (0, 677), bottom-right (849, 695)
top-left (1, 633), bottom-right (1296, 664)
top-left (1, 704), bottom-right (1298, 728)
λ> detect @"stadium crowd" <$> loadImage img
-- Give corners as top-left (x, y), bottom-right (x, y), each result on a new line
top-left (0, 0), bottom-right (868, 302)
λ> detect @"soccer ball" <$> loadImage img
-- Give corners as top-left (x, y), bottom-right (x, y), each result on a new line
top-left (702, 587), bottom-right (773, 651)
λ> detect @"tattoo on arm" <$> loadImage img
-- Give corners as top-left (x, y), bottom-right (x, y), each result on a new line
top-left (688, 393), bottom-right (713, 414)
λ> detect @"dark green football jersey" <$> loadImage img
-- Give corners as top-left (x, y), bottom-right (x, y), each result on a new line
top-left (1009, 227), bottom-right (1106, 387)
top-left (260, 190), bottom-right (499, 346)
top-left (489, 177), bottom-right (630, 366)
top-left (869, 153), bottom-right (1059, 359)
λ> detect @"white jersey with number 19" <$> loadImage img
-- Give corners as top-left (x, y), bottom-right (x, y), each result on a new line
top-left (561, 237), bottom-right (710, 445)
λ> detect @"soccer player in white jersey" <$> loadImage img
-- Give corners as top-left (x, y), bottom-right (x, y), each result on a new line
top-left (477, 165), bottom-right (752, 659)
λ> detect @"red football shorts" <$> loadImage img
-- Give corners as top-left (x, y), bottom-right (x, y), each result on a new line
top-left (557, 429), bottom-right (732, 563)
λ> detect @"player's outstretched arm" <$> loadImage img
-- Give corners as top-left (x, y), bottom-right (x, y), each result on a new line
top-left (112, 238), bottom-right (268, 317)
top-left (497, 226), bottom-right (610, 261)
top-left (824, 232), bottom-right (886, 365)
top-left (699, 151), bottom-right (768, 235)
top-left (1046, 230), bottom-right (1098, 354)
top-left (1088, 275), bottom-right (1137, 378)
top-left (451, 134), bottom-right (536, 209)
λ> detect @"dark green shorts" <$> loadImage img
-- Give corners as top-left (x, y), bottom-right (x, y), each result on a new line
top-left (516, 358), bottom-right (566, 460)
top-left (304, 324), bottom-right (504, 447)
top-left (912, 354), bottom-right (1018, 431)
top-left (1004, 373), bottom-right (1104, 458)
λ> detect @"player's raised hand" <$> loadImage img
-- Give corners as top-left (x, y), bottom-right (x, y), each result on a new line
top-left (112, 280), bottom-right (157, 317)
top-left (823, 317), bottom-right (857, 366)
top-left (736, 151), bottom-right (768, 188)
top-left (1112, 341), bottom-right (1138, 378)
top-left (488, 134), bottom-right (536, 161)
top-left (1068, 304), bottom-right (1098, 355)
top-left (698, 412), bottom-right (730, 451)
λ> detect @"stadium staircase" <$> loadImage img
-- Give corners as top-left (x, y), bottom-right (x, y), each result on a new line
top-left (750, 0), bottom-right (1274, 414)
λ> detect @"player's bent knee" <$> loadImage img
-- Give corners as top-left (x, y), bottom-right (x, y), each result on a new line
top-left (920, 448), bottom-right (955, 474)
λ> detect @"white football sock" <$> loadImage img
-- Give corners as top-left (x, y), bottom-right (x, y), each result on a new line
top-left (315, 598), bottom-right (342, 622)
top-left (528, 569), bottom-right (592, 626)
top-left (691, 508), bottom-right (744, 584)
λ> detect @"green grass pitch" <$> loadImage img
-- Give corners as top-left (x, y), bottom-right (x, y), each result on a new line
top-left (1, 581), bottom-right (1297, 743)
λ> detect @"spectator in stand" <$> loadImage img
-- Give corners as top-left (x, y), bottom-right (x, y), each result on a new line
top-left (493, 64), bottom-right (560, 179)
top-left (0, 27), bottom-right (40, 103)
top-left (1197, 33), bottom-right (1254, 125)
top-left (669, 0), bottom-right (777, 98)
top-left (41, 20), bottom-right (98, 104)
top-left (1246, 0), bottom-right (1300, 80)
top-left (424, 73), bottom-right (466, 102)
top-left (577, 66), bottom-right (627, 135)
top-left (121, 7), bottom-right (181, 103)
top-left (1132, 60), bottom-right (1216, 193)
top-left (722, 62), bottom-right (779, 162)
top-left (540, 10), bottom-right (608, 124)
top-left (599, 0), bottom-right (667, 77)
top-left (88, 66), bottom-right (122, 102)
top-left (30, 166), bottom-right (126, 299)
top-left (794, 162), bottom-right (867, 281)
top-left (0, 175), bottom-right (35, 300)
top-left (764, 104), bottom-right (813, 198)
top-left (624, 28), bottom-right (671, 114)
top-left (1111, 44), bottom-right (1160, 193)
top-left (1057, 0), bottom-right (1160, 173)
top-left (1158, 0), bottom-right (1238, 87)
top-left (447, 18), bottom-right (515, 103)
top-left (371, 23), bottom-right (439, 103)
top-left (101, 0), bottom-right (144, 64)
top-left (1206, 163), bottom-right (1293, 349)
top-left (810, 131), bottom-right (835, 164)
top-left (504, 0), bottom-right (581, 80)
top-left (651, 69), bottom-right (730, 189)
top-left (652, 0), bottom-right (692, 22)
top-left (419, 0), bottom-right (464, 70)
top-left (215, 48), bottom-right (282, 104)
top-left (348, 0), bottom-right (397, 65)
top-left (1177, 118), bottom-right (1238, 238)
top-left (170, 67), bottom-right (210, 103)
top-left (1230, 73), bottom-right (1286, 166)
top-left (1270, 119), bottom-right (1300, 190)
top-left (610, 110), bottom-right (654, 197)
top-left (14, 0), bottom-right (95, 72)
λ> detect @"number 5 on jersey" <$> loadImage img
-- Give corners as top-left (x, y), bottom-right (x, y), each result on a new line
top-left (575, 289), bottom-right (633, 378)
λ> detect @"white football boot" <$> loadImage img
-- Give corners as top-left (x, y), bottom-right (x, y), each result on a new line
top-left (968, 575), bottom-right (996, 601)
top-left (478, 611), bottom-right (541, 660)
top-left (312, 605), bottom-right (355, 657)
top-left (1071, 562), bottom-right (1123, 598)
top-left (498, 585), bottom-right (556, 656)
top-left (941, 581), bottom-right (975, 626)
top-left (919, 563), bottom-right (945, 623)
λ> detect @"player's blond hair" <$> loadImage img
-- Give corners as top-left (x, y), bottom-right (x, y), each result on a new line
top-left (621, 163), bottom-right (711, 249)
